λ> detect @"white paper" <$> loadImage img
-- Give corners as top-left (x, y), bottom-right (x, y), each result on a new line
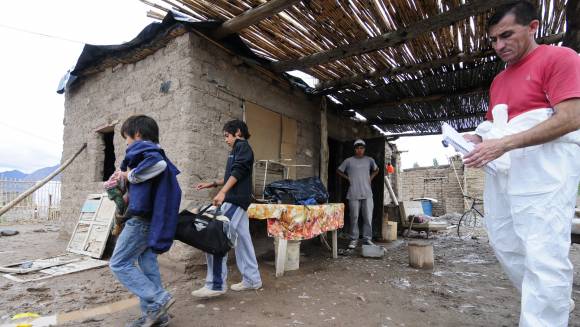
top-left (441, 123), bottom-right (497, 175)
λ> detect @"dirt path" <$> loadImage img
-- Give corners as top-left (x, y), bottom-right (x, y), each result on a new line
top-left (2, 222), bottom-right (580, 326)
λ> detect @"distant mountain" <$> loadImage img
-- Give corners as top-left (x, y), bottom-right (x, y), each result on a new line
top-left (0, 170), bottom-right (27, 180)
top-left (24, 165), bottom-right (61, 181)
top-left (0, 165), bottom-right (61, 182)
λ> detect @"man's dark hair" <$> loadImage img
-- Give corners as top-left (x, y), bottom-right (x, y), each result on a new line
top-left (121, 115), bottom-right (160, 143)
top-left (223, 119), bottom-right (251, 139)
top-left (487, 1), bottom-right (539, 30)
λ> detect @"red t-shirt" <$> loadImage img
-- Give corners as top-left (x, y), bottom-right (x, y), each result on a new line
top-left (488, 45), bottom-right (580, 121)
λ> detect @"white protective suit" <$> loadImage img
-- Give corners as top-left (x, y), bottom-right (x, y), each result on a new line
top-left (476, 104), bottom-right (580, 327)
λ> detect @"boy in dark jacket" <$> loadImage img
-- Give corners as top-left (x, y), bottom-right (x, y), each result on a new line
top-left (109, 115), bottom-right (181, 327)
top-left (192, 119), bottom-right (262, 298)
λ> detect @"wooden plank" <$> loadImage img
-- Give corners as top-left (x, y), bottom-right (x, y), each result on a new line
top-left (270, 0), bottom-right (514, 72)
top-left (212, 0), bottom-right (302, 39)
top-left (316, 33), bottom-right (564, 93)
top-left (245, 103), bottom-right (282, 161)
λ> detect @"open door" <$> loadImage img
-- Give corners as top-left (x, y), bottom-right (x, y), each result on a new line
top-left (327, 137), bottom-right (385, 240)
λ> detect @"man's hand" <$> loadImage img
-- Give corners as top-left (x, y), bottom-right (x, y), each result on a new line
top-left (463, 134), bottom-right (483, 144)
top-left (463, 138), bottom-right (509, 168)
top-left (196, 182), bottom-right (214, 191)
top-left (213, 190), bottom-right (226, 206)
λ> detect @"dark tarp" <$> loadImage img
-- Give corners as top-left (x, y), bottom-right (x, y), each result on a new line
top-left (57, 10), bottom-right (311, 94)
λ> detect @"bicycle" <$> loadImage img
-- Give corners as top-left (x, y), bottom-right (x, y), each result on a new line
top-left (457, 195), bottom-right (484, 239)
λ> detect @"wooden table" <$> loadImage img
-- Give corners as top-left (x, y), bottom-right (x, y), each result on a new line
top-left (247, 203), bottom-right (344, 276)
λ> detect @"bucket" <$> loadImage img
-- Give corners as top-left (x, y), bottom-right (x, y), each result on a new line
top-left (384, 221), bottom-right (397, 242)
top-left (420, 200), bottom-right (433, 216)
top-left (274, 239), bottom-right (300, 271)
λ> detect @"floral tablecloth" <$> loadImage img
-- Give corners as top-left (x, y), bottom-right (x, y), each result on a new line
top-left (247, 203), bottom-right (344, 240)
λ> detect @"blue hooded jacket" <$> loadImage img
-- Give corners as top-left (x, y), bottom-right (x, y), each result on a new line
top-left (121, 141), bottom-right (181, 253)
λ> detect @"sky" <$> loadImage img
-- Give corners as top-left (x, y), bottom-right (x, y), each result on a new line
top-left (0, 0), bottom-right (459, 173)
top-left (0, 0), bottom-right (155, 173)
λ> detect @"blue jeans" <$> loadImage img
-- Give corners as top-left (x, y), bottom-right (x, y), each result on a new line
top-left (109, 217), bottom-right (170, 314)
top-left (205, 203), bottom-right (261, 291)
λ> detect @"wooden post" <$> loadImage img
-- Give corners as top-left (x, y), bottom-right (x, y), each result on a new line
top-left (0, 143), bottom-right (87, 217)
top-left (332, 230), bottom-right (338, 259)
top-left (563, 0), bottom-right (580, 52)
top-left (320, 98), bottom-right (329, 189)
top-left (384, 176), bottom-right (399, 206)
top-left (275, 237), bottom-right (288, 277)
top-left (408, 241), bottom-right (434, 270)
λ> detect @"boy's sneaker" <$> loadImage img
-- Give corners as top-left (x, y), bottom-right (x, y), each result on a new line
top-left (125, 316), bottom-right (146, 327)
top-left (191, 286), bottom-right (226, 298)
top-left (363, 240), bottom-right (375, 246)
top-left (348, 240), bottom-right (358, 249)
top-left (125, 314), bottom-right (169, 327)
top-left (230, 282), bottom-right (262, 291)
top-left (142, 297), bottom-right (175, 327)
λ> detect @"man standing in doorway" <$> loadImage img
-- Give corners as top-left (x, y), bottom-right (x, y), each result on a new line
top-left (337, 139), bottom-right (379, 249)
top-left (463, 1), bottom-right (580, 326)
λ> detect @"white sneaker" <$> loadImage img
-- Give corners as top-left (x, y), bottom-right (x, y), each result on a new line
top-left (348, 240), bottom-right (358, 249)
top-left (571, 299), bottom-right (575, 313)
top-left (230, 282), bottom-right (262, 291)
top-left (191, 286), bottom-right (226, 298)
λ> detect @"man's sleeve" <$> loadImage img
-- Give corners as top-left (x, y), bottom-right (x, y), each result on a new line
top-left (545, 48), bottom-right (580, 106)
top-left (230, 142), bottom-right (252, 181)
top-left (337, 159), bottom-right (348, 173)
top-left (370, 158), bottom-right (379, 171)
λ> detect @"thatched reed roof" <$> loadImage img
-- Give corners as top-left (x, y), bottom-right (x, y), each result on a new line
top-left (140, 0), bottom-right (573, 135)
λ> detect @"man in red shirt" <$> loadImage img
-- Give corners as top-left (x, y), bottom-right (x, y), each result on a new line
top-left (464, 2), bottom-right (580, 326)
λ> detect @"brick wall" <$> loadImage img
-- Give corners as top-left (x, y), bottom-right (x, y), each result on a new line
top-left (400, 156), bottom-right (484, 215)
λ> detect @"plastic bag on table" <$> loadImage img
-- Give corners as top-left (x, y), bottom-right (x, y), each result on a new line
top-left (264, 177), bottom-right (329, 204)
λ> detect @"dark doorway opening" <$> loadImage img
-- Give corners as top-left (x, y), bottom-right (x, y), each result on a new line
top-left (327, 137), bottom-right (385, 240)
top-left (102, 132), bottom-right (116, 181)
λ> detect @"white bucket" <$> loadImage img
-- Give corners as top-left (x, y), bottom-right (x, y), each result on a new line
top-left (274, 239), bottom-right (301, 271)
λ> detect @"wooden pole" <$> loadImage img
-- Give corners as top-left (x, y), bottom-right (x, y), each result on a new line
top-left (384, 176), bottom-right (399, 206)
top-left (0, 143), bottom-right (87, 217)
top-left (320, 97), bottom-right (329, 189)
top-left (211, 0), bottom-right (302, 39)
top-left (316, 33), bottom-right (564, 93)
top-left (271, 0), bottom-right (514, 72)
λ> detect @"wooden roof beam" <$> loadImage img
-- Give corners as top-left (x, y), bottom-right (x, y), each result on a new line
top-left (316, 33), bottom-right (564, 93)
top-left (366, 112), bottom-right (486, 126)
top-left (211, 0), bottom-right (302, 39)
top-left (270, 0), bottom-right (514, 72)
top-left (357, 87), bottom-right (488, 115)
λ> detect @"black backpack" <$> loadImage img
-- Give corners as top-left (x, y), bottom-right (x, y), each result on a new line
top-left (174, 205), bottom-right (232, 256)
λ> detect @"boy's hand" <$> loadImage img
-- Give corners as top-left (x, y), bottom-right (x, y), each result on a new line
top-left (213, 190), bottom-right (226, 206)
top-left (196, 182), bottom-right (214, 190)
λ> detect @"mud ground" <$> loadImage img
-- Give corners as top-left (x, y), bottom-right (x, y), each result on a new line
top-left (2, 221), bottom-right (580, 327)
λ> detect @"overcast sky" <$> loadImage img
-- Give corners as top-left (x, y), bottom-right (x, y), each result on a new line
top-left (0, 0), bottom-right (459, 173)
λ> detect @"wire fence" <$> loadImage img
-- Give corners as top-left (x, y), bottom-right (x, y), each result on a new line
top-left (0, 179), bottom-right (61, 222)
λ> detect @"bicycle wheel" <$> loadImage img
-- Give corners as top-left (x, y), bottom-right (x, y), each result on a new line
top-left (457, 209), bottom-right (484, 239)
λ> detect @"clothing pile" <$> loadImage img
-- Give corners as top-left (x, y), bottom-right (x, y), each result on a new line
top-left (103, 171), bottom-right (129, 236)
top-left (407, 214), bottom-right (432, 224)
